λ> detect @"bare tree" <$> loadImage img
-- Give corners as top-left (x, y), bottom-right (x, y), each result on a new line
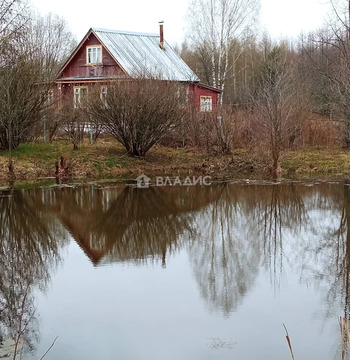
top-left (87, 79), bottom-right (186, 157)
top-left (26, 12), bottom-right (77, 142)
top-left (186, 106), bottom-right (236, 154)
top-left (0, 0), bottom-right (27, 42)
top-left (26, 12), bottom-right (77, 81)
top-left (302, 0), bottom-right (350, 148)
top-left (0, 54), bottom-right (49, 150)
top-left (0, 9), bottom-right (76, 150)
top-left (186, 0), bottom-right (259, 103)
top-left (58, 100), bottom-right (86, 150)
top-left (326, 0), bottom-right (350, 147)
top-left (252, 46), bottom-right (301, 178)
top-left (306, 29), bottom-right (350, 146)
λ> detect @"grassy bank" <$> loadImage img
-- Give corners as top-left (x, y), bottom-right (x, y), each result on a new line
top-left (1, 137), bottom-right (350, 185)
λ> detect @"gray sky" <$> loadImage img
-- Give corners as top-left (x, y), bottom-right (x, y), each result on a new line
top-left (30, 0), bottom-right (331, 45)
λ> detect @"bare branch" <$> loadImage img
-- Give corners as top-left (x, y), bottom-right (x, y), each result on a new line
top-left (39, 336), bottom-right (58, 360)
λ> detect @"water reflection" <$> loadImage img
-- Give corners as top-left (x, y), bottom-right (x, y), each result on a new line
top-left (1, 182), bottom-right (350, 359)
top-left (241, 184), bottom-right (308, 289)
top-left (304, 183), bottom-right (350, 320)
top-left (35, 185), bottom-right (220, 266)
top-left (335, 184), bottom-right (350, 318)
top-left (189, 183), bottom-right (308, 315)
top-left (189, 184), bottom-right (260, 315)
top-left (0, 189), bottom-right (65, 358)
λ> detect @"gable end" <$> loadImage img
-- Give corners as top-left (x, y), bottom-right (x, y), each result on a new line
top-left (57, 29), bottom-right (127, 81)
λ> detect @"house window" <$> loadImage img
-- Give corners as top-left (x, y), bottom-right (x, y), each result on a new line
top-left (200, 96), bottom-right (213, 112)
top-left (47, 89), bottom-right (54, 105)
top-left (74, 87), bottom-right (88, 108)
top-left (100, 86), bottom-right (107, 105)
top-left (87, 45), bottom-right (102, 65)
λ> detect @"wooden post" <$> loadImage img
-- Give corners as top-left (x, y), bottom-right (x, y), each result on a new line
top-left (55, 161), bottom-right (59, 178)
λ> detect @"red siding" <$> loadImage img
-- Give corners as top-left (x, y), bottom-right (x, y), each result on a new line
top-left (59, 33), bottom-right (125, 79)
top-left (56, 30), bottom-right (221, 112)
top-left (188, 83), bottom-right (220, 111)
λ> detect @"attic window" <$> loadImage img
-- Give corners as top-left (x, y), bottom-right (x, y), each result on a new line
top-left (87, 45), bottom-right (102, 65)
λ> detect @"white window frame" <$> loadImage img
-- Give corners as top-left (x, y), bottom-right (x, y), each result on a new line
top-left (74, 86), bottom-right (88, 108)
top-left (200, 96), bottom-right (213, 112)
top-left (86, 45), bottom-right (102, 65)
top-left (100, 86), bottom-right (108, 106)
top-left (47, 89), bottom-right (54, 105)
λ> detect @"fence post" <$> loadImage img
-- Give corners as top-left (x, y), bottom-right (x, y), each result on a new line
top-left (43, 115), bottom-right (46, 143)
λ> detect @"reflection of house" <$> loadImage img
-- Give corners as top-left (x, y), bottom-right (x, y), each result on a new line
top-left (58, 212), bottom-right (106, 265)
top-left (38, 185), bottom-right (221, 266)
top-left (56, 24), bottom-right (221, 111)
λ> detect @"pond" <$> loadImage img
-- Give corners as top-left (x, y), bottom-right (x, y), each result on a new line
top-left (0, 181), bottom-right (349, 359)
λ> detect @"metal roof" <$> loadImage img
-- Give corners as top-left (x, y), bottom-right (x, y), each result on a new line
top-left (92, 28), bottom-right (199, 82)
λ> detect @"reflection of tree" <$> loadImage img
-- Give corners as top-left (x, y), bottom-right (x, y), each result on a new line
top-left (189, 184), bottom-right (261, 316)
top-left (252, 184), bottom-right (307, 288)
top-left (336, 185), bottom-right (350, 317)
top-left (311, 184), bottom-right (350, 319)
top-left (189, 183), bottom-right (307, 315)
top-left (4, 181), bottom-right (349, 358)
top-left (0, 189), bottom-right (63, 357)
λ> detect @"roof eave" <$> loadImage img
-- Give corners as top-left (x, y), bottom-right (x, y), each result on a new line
top-left (197, 82), bottom-right (222, 93)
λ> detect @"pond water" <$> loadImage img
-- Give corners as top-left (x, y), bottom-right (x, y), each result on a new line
top-left (0, 181), bottom-right (349, 359)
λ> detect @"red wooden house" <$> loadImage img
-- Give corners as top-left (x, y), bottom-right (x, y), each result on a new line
top-left (56, 24), bottom-right (221, 111)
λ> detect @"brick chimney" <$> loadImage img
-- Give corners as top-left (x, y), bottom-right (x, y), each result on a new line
top-left (159, 21), bottom-right (164, 50)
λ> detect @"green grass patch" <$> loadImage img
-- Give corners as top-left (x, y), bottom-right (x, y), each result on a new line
top-left (11, 142), bottom-right (68, 161)
top-left (282, 148), bottom-right (350, 176)
top-left (106, 157), bottom-right (117, 168)
top-left (106, 156), bottom-right (130, 168)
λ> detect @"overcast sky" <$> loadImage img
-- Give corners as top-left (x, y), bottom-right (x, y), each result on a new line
top-left (30, 0), bottom-right (331, 45)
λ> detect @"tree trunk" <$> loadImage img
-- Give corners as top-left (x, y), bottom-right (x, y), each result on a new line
top-left (345, 114), bottom-right (350, 149)
top-left (272, 156), bottom-right (280, 179)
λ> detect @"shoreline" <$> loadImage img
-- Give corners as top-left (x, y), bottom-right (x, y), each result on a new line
top-left (1, 139), bottom-right (350, 187)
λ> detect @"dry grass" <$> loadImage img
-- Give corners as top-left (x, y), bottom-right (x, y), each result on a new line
top-left (282, 148), bottom-right (350, 178)
top-left (2, 137), bottom-right (350, 185)
top-left (0, 136), bottom-right (232, 184)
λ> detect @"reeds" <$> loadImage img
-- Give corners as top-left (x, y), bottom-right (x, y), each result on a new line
top-left (283, 317), bottom-right (350, 360)
top-left (283, 324), bottom-right (295, 360)
top-left (339, 317), bottom-right (350, 360)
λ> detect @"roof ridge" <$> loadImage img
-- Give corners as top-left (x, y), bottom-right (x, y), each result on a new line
top-left (92, 27), bottom-right (158, 37)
